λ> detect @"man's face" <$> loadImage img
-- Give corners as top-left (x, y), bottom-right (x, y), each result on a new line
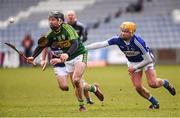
top-left (49, 17), bottom-right (61, 30)
top-left (120, 28), bottom-right (132, 41)
top-left (66, 12), bottom-right (76, 24)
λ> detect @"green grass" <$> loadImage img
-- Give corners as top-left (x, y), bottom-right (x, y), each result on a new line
top-left (0, 65), bottom-right (180, 117)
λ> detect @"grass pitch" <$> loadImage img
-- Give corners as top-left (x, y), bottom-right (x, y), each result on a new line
top-left (0, 65), bottom-right (180, 117)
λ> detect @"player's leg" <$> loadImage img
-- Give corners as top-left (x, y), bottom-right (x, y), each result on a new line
top-left (69, 72), bottom-right (75, 88)
top-left (130, 71), bottom-right (150, 98)
top-left (83, 81), bottom-right (104, 102)
top-left (68, 64), bottom-right (85, 101)
top-left (54, 67), bottom-right (69, 91)
top-left (69, 72), bottom-right (87, 104)
top-left (72, 61), bottom-right (86, 111)
top-left (56, 75), bottom-right (69, 91)
top-left (65, 54), bottom-right (87, 111)
top-left (145, 68), bottom-right (176, 96)
top-left (69, 72), bottom-right (80, 99)
top-left (130, 70), bottom-right (159, 109)
top-left (145, 69), bottom-right (163, 88)
top-left (82, 80), bottom-right (94, 104)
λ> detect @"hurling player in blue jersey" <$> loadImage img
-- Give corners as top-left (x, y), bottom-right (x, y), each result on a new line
top-left (85, 21), bottom-right (176, 109)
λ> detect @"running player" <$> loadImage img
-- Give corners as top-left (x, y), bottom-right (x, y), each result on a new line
top-left (85, 21), bottom-right (176, 109)
top-left (40, 10), bottom-right (103, 105)
top-left (41, 47), bottom-right (104, 104)
top-left (26, 11), bottom-right (104, 111)
top-left (66, 10), bottom-right (100, 104)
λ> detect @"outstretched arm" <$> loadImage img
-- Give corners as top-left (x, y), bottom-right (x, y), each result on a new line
top-left (85, 40), bottom-right (109, 50)
top-left (32, 36), bottom-right (48, 58)
top-left (32, 46), bottom-right (45, 59)
top-left (26, 36), bottom-right (48, 64)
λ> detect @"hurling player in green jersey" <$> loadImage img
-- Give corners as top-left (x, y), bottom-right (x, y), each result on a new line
top-left (27, 11), bottom-right (89, 111)
top-left (40, 10), bottom-right (104, 106)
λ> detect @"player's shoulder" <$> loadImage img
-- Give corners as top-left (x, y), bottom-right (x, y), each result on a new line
top-left (45, 29), bottom-right (53, 38)
top-left (107, 35), bottom-right (121, 45)
top-left (108, 35), bottom-right (120, 41)
top-left (133, 34), bottom-right (146, 46)
top-left (62, 23), bottom-right (72, 28)
top-left (62, 23), bottom-right (75, 31)
top-left (133, 34), bottom-right (145, 43)
top-left (76, 21), bottom-right (85, 28)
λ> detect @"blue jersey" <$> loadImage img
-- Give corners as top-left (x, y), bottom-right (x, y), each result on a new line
top-left (108, 35), bottom-right (149, 62)
top-left (50, 47), bottom-right (65, 67)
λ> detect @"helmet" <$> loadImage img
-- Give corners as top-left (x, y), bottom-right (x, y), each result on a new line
top-left (120, 21), bottom-right (136, 35)
top-left (49, 11), bottom-right (64, 21)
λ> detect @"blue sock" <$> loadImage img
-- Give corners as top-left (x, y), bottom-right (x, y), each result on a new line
top-left (148, 96), bottom-right (158, 105)
top-left (163, 80), bottom-right (169, 88)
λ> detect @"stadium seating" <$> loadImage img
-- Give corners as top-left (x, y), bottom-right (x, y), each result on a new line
top-left (0, 0), bottom-right (44, 21)
top-left (0, 0), bottom-right (180, 51)
top-left (85, 0), bottom-right (180, 49)
top-left (0, 0), bottom-right (96, 52)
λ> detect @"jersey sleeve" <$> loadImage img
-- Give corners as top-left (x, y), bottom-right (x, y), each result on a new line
top-left (62, 24), bottom-right (79, 40)
top-left (77, 22), bottom-right (88, 42)
top-left (134, 36), bottom-right (148, 55)
top-left (107, 36), bottom-right (119, 45)
top-left (81, 26), bottom-right (88, 42)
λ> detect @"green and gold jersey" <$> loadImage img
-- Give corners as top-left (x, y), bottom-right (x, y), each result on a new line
top-left (45, 23), bottom-right (87, 60)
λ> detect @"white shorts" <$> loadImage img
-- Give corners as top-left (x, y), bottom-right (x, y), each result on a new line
top-left (53, 66), bottom-right (68, 78)
top-left (65, 54), bottom-right (87, 73)
top-left (53, 66), bottom-right (87, 84)
top-left (127, 61), bottom-right (154, 72)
